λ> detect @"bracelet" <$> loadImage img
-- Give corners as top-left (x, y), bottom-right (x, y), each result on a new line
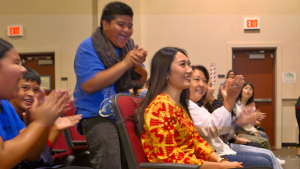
top-left (217, 157), bottom-right (229, 163)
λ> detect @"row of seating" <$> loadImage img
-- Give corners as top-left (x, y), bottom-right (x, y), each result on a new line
top-left (52, 94), bottom-right (270, 169)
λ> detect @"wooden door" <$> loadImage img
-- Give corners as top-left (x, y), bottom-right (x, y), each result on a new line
top-left (19, 52), bottom-right (55, 95)
top-left (233, 49), bottom-right (275, 146)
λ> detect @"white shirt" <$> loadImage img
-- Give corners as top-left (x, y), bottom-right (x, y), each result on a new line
top-left (233, 101), bottom-right (257, 134)
top-left (188, 100), bottom-right (236, 155)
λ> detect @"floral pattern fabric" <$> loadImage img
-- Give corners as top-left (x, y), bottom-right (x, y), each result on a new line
top-left (141, 94), bottom-right (214, 165)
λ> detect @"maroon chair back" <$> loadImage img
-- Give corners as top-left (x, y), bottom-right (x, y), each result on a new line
top-left (52, 131), bottom-right (68, 150)
top-left (53, 101), bottom-right (90, 166)
top-left (112, 94), bottom-right (147, 169)
top-left (64, 101), bottom-right (87, 144)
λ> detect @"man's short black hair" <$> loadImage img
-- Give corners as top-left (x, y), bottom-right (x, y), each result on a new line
top-left (23, 66), bottom-right (41, 85)
top-left (100, 1), bottom-right (133, 30)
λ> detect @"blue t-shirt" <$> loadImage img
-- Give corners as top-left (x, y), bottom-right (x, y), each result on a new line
top-left (74, 37), bottom-right (129, 124)
top-left (0, 100), bottom-right (25, 141)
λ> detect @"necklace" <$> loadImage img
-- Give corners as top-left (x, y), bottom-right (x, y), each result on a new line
top-left (163, 93), bottom-right (182, 109)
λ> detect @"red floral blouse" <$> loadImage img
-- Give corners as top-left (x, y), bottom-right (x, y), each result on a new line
top-left (141, 94), bottom-right (214, 165)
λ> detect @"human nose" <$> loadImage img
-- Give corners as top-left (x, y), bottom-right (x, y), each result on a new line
top-left (21, 65), bottom-right (27, 73)
top-left (199, 80), bottom-right (204, 87)
top-left (26, 89), bottom-right (34, 96)
top-left (186, 66), bottom-right (193, 74)
top-left (123, 26), bottom-right (130, 33)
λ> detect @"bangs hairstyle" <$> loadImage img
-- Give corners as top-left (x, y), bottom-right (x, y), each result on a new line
top-left (134, 47), bottom-right (190, 137)
top-left (191, 65), bottom-right (209, 107)
top-left (100, 1), bottom-right (133, 30)
top-left (237, 82), bottom-right (254, 105)
top-left (23, 66), bottom-right (41, 85)
top-left (0, 38), bottom-right (13, 60)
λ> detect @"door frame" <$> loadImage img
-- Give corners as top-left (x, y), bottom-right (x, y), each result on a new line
top-left (227, 42), bottom-right (282, 148)
top-left (15, 47), bottom-right (62, 90)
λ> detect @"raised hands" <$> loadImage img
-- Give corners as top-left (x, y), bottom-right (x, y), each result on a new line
top-left (54, 114), bottom-right (82, 131)
top-left (236, 105), bottom-right (266, 126)
top-left (254, 110), bottom-right (266, 121)
top-left (221, 75), bottom-right (244, 101)
top-left (28, 89), bottom-right (70, 126)
top-left (221, 75), bottom-right (244, 112)
top-left (236, 105), bottom-right (255, 127)
top-left (123, 44), bottom-right (147, 69)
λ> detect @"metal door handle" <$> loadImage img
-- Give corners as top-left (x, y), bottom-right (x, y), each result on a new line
top-left (254, 98), bottom-right (272, 102)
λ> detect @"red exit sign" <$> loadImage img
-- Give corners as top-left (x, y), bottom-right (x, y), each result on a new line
top-left (7, 26), bottom-right (23, 36)
top-left (244, 18), bottom-right (260, 30)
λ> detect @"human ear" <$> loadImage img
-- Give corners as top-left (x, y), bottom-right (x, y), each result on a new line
top-left (102, 20), bottom-right (108, 30)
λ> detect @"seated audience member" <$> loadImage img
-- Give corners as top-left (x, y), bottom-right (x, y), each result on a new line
top-left (233, 83), bottom-right (271, 147)
top-left (9, 67), bottom-right (91, 168)
top-left (0, 39), bottom-right (70, 169)
top-left (188, 65), bottom-right (276, 168)
top-left (217, 70), bottom-right (236, 99)
top-left (233, 82), bottom-right (286, 165)
top-left (134, 47), bottom-right (243, 168)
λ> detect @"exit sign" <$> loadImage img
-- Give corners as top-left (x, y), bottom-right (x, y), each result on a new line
top-left (7, 26), bottom-right (23, 36)
top-left (244, 18), bottom-right (260, 30)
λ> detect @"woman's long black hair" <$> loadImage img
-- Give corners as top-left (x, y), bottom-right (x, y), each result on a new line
top-left (0, 38), bottom-right (13, 59)
top-left (134, 47), bottom-right (191, 137)
top-left (237, 82), bottom-right (255, 106)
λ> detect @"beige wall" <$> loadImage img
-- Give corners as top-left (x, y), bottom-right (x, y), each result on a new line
top-left (282, 99), bottom-right (299, 144)
top-left (1, 0), bottom-right (300, 148)
top-left (0, 0), bottom-right (94, 92)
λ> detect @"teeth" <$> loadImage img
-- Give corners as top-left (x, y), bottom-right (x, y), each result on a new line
top-left (25, 100), bottom-right (33, 103)
top-left (196, 90), bottom-right (203, 93)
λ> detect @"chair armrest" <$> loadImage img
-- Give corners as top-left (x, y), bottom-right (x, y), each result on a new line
top-left (51, 149), bottom-right (67, 155)
top-left (139, 162), bottom-right (200, 169)
top-left (71, 140), bottom-right (87, 145)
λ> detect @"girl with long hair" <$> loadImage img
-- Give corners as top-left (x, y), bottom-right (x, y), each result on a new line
top-left (135, 47), bottom-right (242, 168)
top-left (233, 82), bottom-right (271, 148)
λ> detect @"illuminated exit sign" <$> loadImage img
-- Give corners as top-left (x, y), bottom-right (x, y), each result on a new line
top-left (244, 18), bottom-right (260, 30)
top-left (7, 26), bottom-right (23, 36)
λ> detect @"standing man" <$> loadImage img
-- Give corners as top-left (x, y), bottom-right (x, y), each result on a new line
top-left (74, 2), bottom-right (147, 169)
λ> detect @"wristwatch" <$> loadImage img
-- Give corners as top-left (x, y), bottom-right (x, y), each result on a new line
top-left (217, 157), bottom-right (229, 163)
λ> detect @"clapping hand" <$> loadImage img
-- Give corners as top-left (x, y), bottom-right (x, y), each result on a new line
top-left (29, 89), bottom-right (71, 126)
